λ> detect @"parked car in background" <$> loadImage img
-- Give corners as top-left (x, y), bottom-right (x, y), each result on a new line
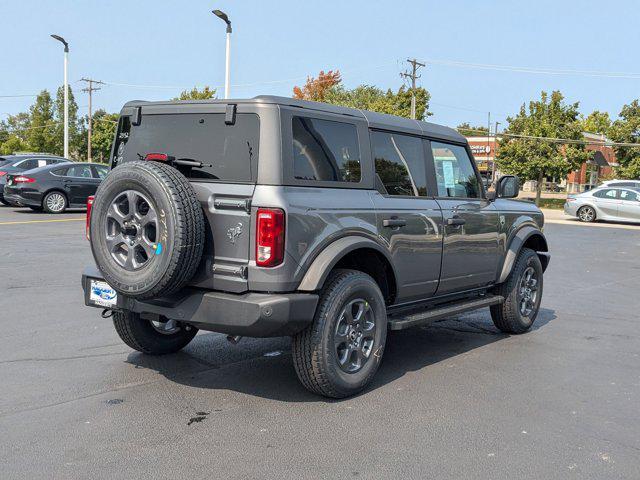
top-left (0, 154), bottom-right (71, 205)
top-left (599, 179), bottom-right (640, 189)
top-left (565, 186), bottom-right (640, 223)
top-left (4, 162), bottom-right (109, 213)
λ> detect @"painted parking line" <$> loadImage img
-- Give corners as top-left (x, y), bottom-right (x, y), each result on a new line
top-left (0, 218), bottom-right (85, 226)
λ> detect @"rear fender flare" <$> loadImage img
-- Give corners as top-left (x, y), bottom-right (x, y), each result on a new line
top-left (297, 236), bottom-right (397, 292)
top-left (497, 226), bottom-right (549, 284)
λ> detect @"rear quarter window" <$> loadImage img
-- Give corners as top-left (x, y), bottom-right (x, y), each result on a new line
top-left (292, 116), bottom-right (361, 183)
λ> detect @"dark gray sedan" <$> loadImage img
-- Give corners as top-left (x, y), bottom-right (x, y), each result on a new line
top-left (4, 162), bottom-right (109, 213)
top-left (0, 154), bottom-right (70, 205)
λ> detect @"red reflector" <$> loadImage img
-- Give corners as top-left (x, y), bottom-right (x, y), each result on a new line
top-left (145, 153), bottom-right (169, 162)
top-left (86, 195), bottom-right (95, 240)
top-left (256, 208), bottom-right (285, 267)
top-left (13, 176), bottom-right (35, 183)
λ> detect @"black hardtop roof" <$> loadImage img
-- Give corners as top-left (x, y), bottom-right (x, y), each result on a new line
top-left (123, 95), bottom-right (465, 143)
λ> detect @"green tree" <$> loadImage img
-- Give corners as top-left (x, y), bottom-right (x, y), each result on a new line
top-left (457, 123), bottom-right (489, 135)
top-left (496, 91), bottom-right (590, 205)
top-left (324, 84), bottom-right (431, 120)
top-left (580, 110), bottom-right (612, 134)
top-left (0, 112), bottom-right (31, 153)
top-left (173, 86), bottom-right (217, 100)
top-left (293, 70), bottom-right (431, 120)
top-left (91, 110), bottom-right (119, 163)
top-left (26, 90), bottom-right (57, 154)
top-left (608, 100), bottom-right (640, 179)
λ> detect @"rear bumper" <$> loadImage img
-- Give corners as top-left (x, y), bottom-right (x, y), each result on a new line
top-left (3, 186), bottom-right (42, 207)
top-left (81, 266), bottom-right (319, 337)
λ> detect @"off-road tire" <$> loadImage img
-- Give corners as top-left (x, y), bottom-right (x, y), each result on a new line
top-left (113, 310), bottom-right (198, 355)
top-left (292, 269), bottom-right (387, 398)
top-left (90, 161), bottom-right (205, 299)
top-left (491, 248), bottom-right (543, 334)
top-left (578, 205), bottom-right (596, 223)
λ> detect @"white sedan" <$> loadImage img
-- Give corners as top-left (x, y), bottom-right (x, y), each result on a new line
top-left (564, 187), bottom-right (640, 223)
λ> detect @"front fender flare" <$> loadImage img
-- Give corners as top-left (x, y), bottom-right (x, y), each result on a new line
top-left (297, 236), bottom-right (397, 292)
top-left (497, 226), bottom-right (549, 284)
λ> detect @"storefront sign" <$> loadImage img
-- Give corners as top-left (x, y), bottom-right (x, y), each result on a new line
top-left (470, 144), bottom-right (491, 155)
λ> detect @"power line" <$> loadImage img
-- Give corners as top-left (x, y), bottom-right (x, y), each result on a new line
top-left (424, 58), bottom-right (640, 79)
top-left (456, 127), bottom-right (640, 148)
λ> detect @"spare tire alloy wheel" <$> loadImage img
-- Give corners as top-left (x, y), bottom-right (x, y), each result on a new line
top-left (90, 161), bottom-right (205, 300)
top-left (106, 190), bottom-right (158, 271)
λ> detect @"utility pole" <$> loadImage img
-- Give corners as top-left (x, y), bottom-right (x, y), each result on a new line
top-left (492, 121), bottom-right (501, 182)
top-left (80, 78), bottom-right (104, 162)
top-left (400, 58), bottom-right (425, 120)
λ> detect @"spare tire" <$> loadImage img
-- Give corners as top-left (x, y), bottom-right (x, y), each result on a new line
top-left (90, 160), bottom-right (205, 300)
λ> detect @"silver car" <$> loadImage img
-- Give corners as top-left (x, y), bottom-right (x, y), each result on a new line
top-left (564, 186), bottom-right (640, 223)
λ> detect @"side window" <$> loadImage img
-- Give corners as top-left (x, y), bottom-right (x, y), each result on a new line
top-left (51, 167), bottom-right (69, 176)
top-left (620, 190), bottom-right (638, 201)
top-left (93, 166), bottom-right (109, 179)
top-left (292, 116), bottom-right (361, 183)
top-left (18, 159), bottom-right (38, 170)
top-left (430, 142), bottom-right (480, 198)
top-left (594, 189), bottom-right (618, 199)
top-left (371, 131), bottom-right (427, 196)
top-left (67, 165), bottom-right (93, 178)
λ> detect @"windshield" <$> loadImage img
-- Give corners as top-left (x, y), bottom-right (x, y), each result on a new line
top-left (114, 113), bottom-right (259, 182)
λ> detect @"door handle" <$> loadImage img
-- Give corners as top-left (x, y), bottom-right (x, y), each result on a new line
top-left (447, 216), bottom-right (466, 226)
top-left (383, 218), bottom-right (407, 228)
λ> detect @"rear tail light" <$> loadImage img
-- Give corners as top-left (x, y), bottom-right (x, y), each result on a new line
top-left (13, 176), bottom-right (35, 183)
top-left (256, 208), bottom-right (285, 267)
top-left (0, 171), bottom-right (6, 177)
top-left (86, 195), bottom-right (95, 240)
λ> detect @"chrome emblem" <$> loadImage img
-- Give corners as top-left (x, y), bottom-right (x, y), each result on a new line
top-left (227, 223), bottom-right (243, 244)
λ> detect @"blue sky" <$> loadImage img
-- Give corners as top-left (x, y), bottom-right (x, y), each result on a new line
top-left (2, 0), bottom-right (639, 129)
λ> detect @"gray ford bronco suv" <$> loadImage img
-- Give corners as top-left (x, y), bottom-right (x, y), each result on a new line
top-left (82, 96), bottom-right (549, 398)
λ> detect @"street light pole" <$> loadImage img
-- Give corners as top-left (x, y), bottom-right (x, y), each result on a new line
top-left (51, 35), bottom-right (69, 158)
top-left (213, 10), bottom-right (232, 99)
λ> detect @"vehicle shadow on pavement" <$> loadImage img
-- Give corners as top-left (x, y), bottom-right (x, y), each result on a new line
top-left (125, 308), bottom-right (556, 402)
top-left (10, 208), bottom-right (85, 214)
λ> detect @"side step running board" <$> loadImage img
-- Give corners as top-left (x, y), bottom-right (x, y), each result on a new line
top-left (388, 295), bottom-right (504, 331)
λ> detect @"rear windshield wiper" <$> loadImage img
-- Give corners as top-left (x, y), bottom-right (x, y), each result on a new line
top-left (136, 153), bottom-right (212, 169)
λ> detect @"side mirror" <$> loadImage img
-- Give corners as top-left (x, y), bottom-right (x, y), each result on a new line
top-left (495, 175), bottom-right (519, 199)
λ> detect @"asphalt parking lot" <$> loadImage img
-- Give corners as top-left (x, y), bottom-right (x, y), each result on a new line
top-left (1, 206), bottom-right (639, 479)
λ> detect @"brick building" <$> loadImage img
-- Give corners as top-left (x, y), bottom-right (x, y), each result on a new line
top-left (565, 133), bottom-right (617, 193)
top-left (465, 132), bottom-right (617, 192)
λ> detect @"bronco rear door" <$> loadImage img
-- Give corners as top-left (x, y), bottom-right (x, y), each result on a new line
top-left (111, 103), bottom-right (259, 293)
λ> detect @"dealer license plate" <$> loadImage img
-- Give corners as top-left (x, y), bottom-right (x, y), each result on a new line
top-left (89, 279), bottom-right (118, 308)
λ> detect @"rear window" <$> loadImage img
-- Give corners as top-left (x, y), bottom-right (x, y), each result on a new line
top-left (114, 113), bottom-right (259, 182)
top-left (292, 116), bottom-right (361, 183)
